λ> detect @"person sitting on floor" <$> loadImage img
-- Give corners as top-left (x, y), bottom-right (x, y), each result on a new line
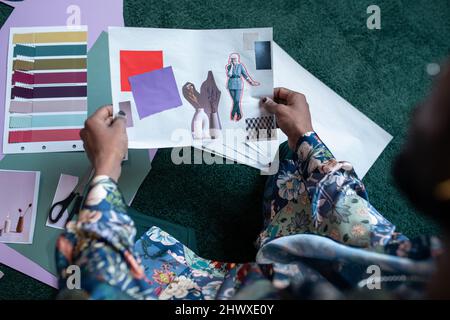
top-left (55, 63), bottom-right (450, 298)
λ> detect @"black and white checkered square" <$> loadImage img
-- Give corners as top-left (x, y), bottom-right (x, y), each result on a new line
top-left (245, 115), bottom-right (277, 140)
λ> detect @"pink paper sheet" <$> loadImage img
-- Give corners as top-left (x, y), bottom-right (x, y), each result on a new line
top-left (0, 243), bottom-right (58, 288)
top-left (0, 0), bottom-right (124, 289)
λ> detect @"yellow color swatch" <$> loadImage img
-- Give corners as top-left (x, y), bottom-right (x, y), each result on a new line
top-left (12, 31), bottom-right (87, 44)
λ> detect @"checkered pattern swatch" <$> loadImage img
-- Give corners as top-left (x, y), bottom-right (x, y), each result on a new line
top-left (245, 115), bottom-right (277, 140)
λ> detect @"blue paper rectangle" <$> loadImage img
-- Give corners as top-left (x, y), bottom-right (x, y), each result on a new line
top-left (254, 41), bottom-right (272, 70)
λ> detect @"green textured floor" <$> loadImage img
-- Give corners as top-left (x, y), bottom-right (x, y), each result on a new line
top-left (1, 0), bottom-right (449, 300)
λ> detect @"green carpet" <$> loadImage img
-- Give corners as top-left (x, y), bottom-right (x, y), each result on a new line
top-left (127, 0), bottom-right (449, 255)
top-left (1, 0), bottom-right (449, 299)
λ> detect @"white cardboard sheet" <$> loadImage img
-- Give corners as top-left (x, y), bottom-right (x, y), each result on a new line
top-left (200, 42), bottom-right (393, 178)
top-left (108, 27), bottom-right (273, 149)
top-left (109, 28), bottom-right (391, 178)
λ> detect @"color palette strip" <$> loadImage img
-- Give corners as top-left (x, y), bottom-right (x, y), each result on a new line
top-left (13, 44), bottom-right (87, 58)
top-left (9, 100), bottom-right (87, 113)
top-left (13, 58), bottom-right (87, 71)
top-left (12, 31), bottom-right (87, 44)
top-left (12, 85), bottom-right (87, 99)
top-left (8, 129), bottom-right (81, 143)
top-left (12, 71), bottom-right (87, 85)
top-left (9, 114), bottom-right (86, 129)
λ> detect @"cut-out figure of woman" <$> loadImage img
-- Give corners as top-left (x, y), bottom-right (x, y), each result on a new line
top-left (226, 53), bottom-right (259, 121)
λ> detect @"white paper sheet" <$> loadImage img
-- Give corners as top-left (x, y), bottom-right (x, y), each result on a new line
top-left (46, 173), bottom-right (79, 230)
top-left (109, 28), bottom-right (391, 178)
top-left (197, 42), bottom-right (393, 178)
top-left (108, 27), bottom-right (273, 149)
top-left (273, 43), bottom-right (392, 178)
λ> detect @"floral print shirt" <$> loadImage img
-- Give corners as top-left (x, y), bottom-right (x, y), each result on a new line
top-left (55, 132), bottom-right (441, 299)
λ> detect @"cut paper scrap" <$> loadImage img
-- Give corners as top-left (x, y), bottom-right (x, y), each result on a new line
top-left (119, 101), bottom-right (134, 128)
top-left (0, 243), bottom-right (58, 288)
top-left (9, 100), bottom-right (87, 114)
top-left (129, 66), bottom-right (183, 120)
top-left (11, 85), bottom-right (87, 99)
top-left (120, 50), bottom-right (163, 92)
top-left (200, 139), bottom-right (275, 170)
top-left (13, 58), bottom-right (87, 71)
top-left (12, 71), bottom-right (87, 85)
top-left (46, 174), bottom-right (79, 230)
top-left (8, 129), bottom-right (81, 143)
top-left (0, 0), bottom-right (125, 160)
top-left (255, 41), bottom-right (272, 70)
top-left (243, 32), bottom-right (259, 50)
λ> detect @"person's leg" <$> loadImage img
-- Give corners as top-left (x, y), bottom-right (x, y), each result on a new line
top-left (229, 89), bottom-right (237, 119)
top-left (231, 89), bottom-right (242, 119)
top-left (234, 89), bottom-right (242, 118)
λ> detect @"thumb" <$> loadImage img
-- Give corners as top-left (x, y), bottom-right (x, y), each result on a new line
top-left (112, 111), bottom-right (127, 131)
top-left (261, 97), bottom-right (279, 114)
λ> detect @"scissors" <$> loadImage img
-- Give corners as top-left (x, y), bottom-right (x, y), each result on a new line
top-left (48, 167), bottom-right (94, 225)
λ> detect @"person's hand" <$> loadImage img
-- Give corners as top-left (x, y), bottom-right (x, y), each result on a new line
top-left (261, 87), bottom-right (313, 150)
top-left (80, 105), bottom-right (128, 182)
top-left (227, 64), bottom-right (233, 75)
top-left (250, 80), bottom-right (260, 86)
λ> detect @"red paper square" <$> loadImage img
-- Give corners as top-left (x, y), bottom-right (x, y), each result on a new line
top-left (120, 50), bottom-right (163, 92)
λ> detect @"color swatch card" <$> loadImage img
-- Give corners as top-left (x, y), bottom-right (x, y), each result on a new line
top-left (3, 26), bottom-right (88, 154)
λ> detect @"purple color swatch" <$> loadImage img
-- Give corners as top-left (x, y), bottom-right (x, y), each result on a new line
top-left (129, 66), bottom-right (183, 119)
top-left (13, 71), bottom-right (87, 85)
top-left (12, 85), bottom-right (87, 99)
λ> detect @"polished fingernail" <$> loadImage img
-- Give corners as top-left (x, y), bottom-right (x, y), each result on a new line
top-left (118, 110), bottom-right (126, 116)
top-left (262, 97), bottom-right (267, 103)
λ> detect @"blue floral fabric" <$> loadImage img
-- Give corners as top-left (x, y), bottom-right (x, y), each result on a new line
top-left (55, 133), bottom-right (442, 299)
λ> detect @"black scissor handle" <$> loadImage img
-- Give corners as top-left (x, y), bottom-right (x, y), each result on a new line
top-left (66, 195), bottom-right (83, 226)
top-left (48, 191), bottom-right (77, 223)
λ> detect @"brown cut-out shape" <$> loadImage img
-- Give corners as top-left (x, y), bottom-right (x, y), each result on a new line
top-left (199, 71), bottom-right (221, 115)
top-left (182, 82), bottom-right (202, 109)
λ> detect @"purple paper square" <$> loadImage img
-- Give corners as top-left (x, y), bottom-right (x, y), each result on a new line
top-left (129, 66), bottom-right (182, 119)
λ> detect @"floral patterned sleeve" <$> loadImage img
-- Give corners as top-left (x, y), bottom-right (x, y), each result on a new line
top-left (55, 176), bottom-right (152, 300)
top-left (294, 132), bottom-right (399, 248)
top-left (259, 132), bottom-right (403, 250)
